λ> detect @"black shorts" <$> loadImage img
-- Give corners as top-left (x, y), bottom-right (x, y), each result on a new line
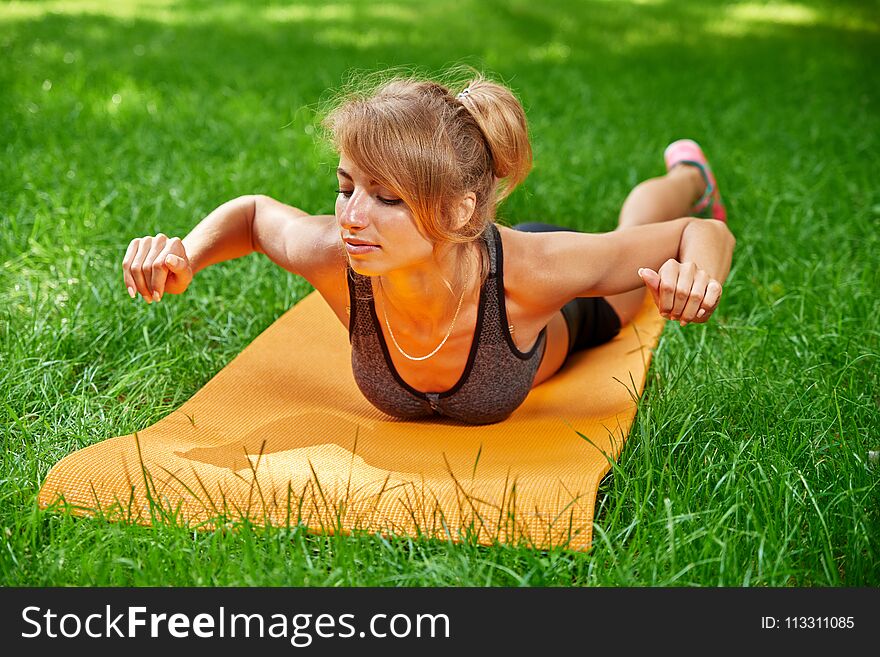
top-left (558, 294), bottom-right (622, 354)
top-left (511, 222), bottom-right (622, 357)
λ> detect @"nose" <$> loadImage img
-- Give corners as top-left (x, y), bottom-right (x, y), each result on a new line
top-left (337, 189), bottom-right (370, 232)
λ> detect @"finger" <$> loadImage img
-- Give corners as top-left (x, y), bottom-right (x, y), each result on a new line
top-left (129, 237), bottom-right (153, 302)
top-left (638, 267), bottom-right (660, 290)
top-left (657, 259), bottom-right (679, 317)
top-left (671, 262), bottom-right (696, 319)
top-left (164, 252), bottom-right (192, 289)
top-left (151, 254), bottom-right (172, 300)
top-left (165, 253), bottom-right (185, 272)
top-left (147, 234), bottom-right (170, 301)
top-left (702, 279), bottom-right (723, 311)
top-left (153, 238), bottom-right (188, 298)
top-left (638, 268), bottom-right (661, 306)
top-left (693, 281), bottom-right (722, 323)
top-left (122, 239), bottom-right (139, 298)
top-left (680, 270), bottom-right (709, 323)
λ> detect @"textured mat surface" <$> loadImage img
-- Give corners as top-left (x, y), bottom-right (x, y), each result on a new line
top-left (39, 291), bottom-right (664, 550)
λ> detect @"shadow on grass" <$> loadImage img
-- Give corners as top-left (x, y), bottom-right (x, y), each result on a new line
top-left (4, 0), bottom-right (877, 140)
top-left (2, 0), bottom-right (877, 240)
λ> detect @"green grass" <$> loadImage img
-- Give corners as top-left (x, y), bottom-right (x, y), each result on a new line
top-left (2, 0), bottom-right (878, 586)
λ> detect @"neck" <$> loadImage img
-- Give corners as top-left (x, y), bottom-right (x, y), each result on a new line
top-left (375, 242), bottom-right (480, 334)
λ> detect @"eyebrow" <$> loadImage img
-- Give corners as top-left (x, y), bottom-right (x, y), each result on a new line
top-left (336, 167), bottom-right (379, 186)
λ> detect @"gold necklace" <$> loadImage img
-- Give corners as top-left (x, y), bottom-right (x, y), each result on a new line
top-left (379, 267), bottom-right (471, 362)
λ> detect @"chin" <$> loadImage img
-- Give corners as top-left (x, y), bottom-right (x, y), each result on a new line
top-left (346, 257), bottom-right (383, 277)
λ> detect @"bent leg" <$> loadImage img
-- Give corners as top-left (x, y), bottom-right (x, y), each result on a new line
top-left (616, 164), bottom-right (706, 227)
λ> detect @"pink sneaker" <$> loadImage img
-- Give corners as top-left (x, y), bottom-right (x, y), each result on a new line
top-left (664, 139), bottom-right (727, 222)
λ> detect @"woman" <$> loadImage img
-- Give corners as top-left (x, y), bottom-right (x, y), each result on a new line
top-left (121, 72), bottom-right (735, 425)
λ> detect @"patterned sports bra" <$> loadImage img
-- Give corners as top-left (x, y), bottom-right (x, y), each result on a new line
top-left (347, 222), bottom-right (547, 425)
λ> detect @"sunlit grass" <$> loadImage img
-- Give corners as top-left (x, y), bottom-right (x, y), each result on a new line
top-left (1, 0), bottom-right (421, 27)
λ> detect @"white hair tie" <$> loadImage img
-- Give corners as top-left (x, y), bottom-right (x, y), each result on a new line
top-left (456, 88), bottom-right (471, 100)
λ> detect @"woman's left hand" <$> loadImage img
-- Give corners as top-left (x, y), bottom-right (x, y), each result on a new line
top-left (638, 259), bottom-right (722, 326)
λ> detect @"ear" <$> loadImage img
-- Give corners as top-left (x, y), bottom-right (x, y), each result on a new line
top-left (453, 192), bottom-right (477, 231)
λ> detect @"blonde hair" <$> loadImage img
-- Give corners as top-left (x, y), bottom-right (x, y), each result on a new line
top-left (322, 67), bottom-right (532, 289)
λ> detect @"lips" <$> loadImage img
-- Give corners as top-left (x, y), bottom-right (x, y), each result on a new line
top-left (343, 238), bottom-right (380, 256)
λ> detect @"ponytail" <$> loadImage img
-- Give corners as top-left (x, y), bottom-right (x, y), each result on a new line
top-left (455, 74), bottom-right (533, 202)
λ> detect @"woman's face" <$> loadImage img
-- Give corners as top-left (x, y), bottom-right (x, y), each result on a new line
top-left (335, 154), bottom-right (434, 277)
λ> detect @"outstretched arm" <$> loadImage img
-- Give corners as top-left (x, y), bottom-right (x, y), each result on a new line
top-left (122, 195), bottom-right (339, 303)
top-left (527, 217), bottom-right (735, 323)
top-left (182, 195), bottom-right (259, 276)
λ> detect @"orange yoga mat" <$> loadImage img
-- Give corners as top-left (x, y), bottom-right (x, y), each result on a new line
top-left (39, 291), bottom-right (664, 551)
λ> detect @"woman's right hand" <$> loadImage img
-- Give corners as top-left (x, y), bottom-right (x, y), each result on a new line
top-left (122, 234), bottom-right (193, 303)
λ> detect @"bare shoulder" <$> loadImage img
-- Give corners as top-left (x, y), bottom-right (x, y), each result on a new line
top-left (494, 224), bottom-right (590, 314)
top-left (494, 224), bottom-right (536, 292)
top-left (252, 195), bottom-right (344, 279)
top-left (252, 195), bottom-right (350, 326)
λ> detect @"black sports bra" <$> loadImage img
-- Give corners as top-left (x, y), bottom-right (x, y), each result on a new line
top-left (347, 222), bottom-right (547, 424)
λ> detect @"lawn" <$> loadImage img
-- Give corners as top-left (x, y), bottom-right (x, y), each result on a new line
top-left (1, 0), bottom-right (878, 586)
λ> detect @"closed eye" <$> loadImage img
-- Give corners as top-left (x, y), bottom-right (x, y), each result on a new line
top-left (336, 188), bottom-right (402, 206)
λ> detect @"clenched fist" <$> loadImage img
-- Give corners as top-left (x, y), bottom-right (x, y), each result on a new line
top-left (638, 259), bottom-right (722, 326)
top-left (122, 234), bottom-right (193, 303)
